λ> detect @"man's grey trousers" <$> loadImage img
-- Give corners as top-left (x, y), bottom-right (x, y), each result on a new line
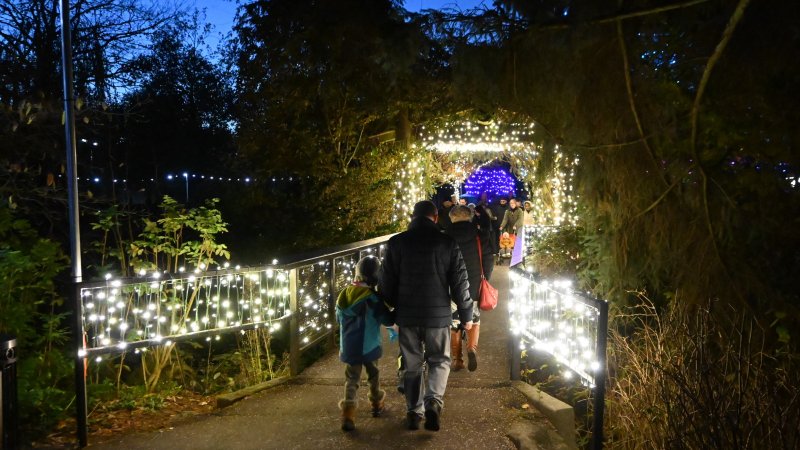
top-left (398, 326), bottom-right (451, 416)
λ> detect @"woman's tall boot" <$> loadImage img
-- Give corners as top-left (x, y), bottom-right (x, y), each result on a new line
top-left (466, 323), bottom-right (480, 372)
top-left (450, 329), bottom-right (465, 371)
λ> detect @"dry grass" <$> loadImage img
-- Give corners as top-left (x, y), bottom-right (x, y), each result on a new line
top-left (606, 297), bottom-right (800, 449)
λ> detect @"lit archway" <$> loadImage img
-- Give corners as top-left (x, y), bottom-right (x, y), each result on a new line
top-left (394, 119), bottom-right (579, 226)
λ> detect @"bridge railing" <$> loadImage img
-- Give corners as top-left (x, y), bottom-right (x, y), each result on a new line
top-left (510, 225), bottom-right (609, 449)
top-left (73, 234), bottom-right (394, 444)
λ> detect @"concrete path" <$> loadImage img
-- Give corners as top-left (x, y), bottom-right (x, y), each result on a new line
top-left (90, 266), bottom-right (559, 449)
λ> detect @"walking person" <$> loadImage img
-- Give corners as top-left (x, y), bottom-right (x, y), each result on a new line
top-left (473, 204), bottom-right (497, 280)
top-left (490, 197), bottom-right (509, 262)
top-left (380, 200), bottom-right (473, 432)
top-left (446, 205), bottom-right (492, 372)
top-left (437, 198), bottom-right (454, 231)
top-left (523, 200), bottom-right (535, 227)
top-left (336, 256), bottom-right (394, 432)
top-left (499, 198), bottom-right (524, 258)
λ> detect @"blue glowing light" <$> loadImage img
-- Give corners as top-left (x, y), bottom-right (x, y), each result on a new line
top-left (462, 167), bottom-right (516, 199)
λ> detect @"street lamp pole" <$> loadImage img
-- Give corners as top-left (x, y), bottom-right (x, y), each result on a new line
top-left (59, 0), bottom-right (88, 446)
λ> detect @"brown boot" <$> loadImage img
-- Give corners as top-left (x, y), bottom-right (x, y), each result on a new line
top-left (369, 389), bottom-right (386, 417)
top-left (339, 401), bottom-right (356, 431)
top-left (466, 324), bottom-right (480, 372)
top-left (450, 329), bottom-right (465, 371)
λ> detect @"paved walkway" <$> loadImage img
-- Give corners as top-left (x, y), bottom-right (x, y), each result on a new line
top-left (91, 266), bottom-right (557, 449)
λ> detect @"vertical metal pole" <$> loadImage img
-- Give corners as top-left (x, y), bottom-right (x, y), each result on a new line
top-left (327, 257), bottom-right (337, 348)
top-left (592, 300), bottom-right (609, 450)
top-left (509, 333), bottom-right (521, 381)
top-left (508, 269), bottom-right (521, 381)
top-left (288, 268), bottom-right (300, 376)
top-left (59, 0), bottom-right (87, 447)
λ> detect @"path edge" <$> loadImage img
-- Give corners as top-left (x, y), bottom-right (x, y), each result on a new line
top-left (216, 375), bottom-right (292, 408)
top-left (511, 380), bottom-right (577, 449)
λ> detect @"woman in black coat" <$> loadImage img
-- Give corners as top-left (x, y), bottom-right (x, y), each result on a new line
top-left (473, 204), bottom-right (496, 280)
top-left (445, 205), bottom-right (491, 372)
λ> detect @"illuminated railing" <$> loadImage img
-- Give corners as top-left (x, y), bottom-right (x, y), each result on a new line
top-left (79, 267), bottom-right (290, 358)
top-left (77, 235), bottom-right (393, 375)
top-left (508, 268), bottom-right (607, 387)
top-left (511, 230), bottom-right (609, 449)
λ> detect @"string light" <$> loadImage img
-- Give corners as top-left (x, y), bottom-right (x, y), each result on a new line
top-left (80, 242), bottom-right (390, 358)
top-left (509, 268), bottom-right (603, 387)
top-left (81, 266), bottom-right (291, 354)
top-left (393, 152), bottom-right (427, 223)
top-left (423, 120), bottom-right (537, 153)
top-left (462, 166), bottom-right (517, 199)
top-left (510, 144), bottom-right (580, 226)
top-left (165, 173), bottom-right (258, 184)
top-left (415, 120), bottom-right (579, 226)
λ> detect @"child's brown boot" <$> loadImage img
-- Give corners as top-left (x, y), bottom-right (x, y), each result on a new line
top-left (339, 400), bottom-right (356, 431)
top-left (369, 389), bottom-right (386, 417)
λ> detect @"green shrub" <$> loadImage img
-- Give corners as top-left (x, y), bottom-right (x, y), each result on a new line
top-left (0, 204), bottom-right (71, 435)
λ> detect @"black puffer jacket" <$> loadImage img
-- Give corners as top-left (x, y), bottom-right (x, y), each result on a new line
top-left (380, 217), bottom-right (472, 327)
top-left (446, 221), bottom-right (484, 302)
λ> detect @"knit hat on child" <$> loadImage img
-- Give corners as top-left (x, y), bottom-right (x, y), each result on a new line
top-left (355, 256), bottom-right (381, 287)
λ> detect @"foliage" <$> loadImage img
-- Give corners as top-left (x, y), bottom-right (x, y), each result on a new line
top-left (232, 0), bottom-right (447, 249)
top-left (445, 2), bottom-right (800, 447)
top-left (526, 226), bottom-right (583, 278)
top-left (90, 195), bottom-right (230, 391)
top-left (93, 195), bottom-right (230, 275)
top-left (607, 298), bottom-right (800, 449)
top-left (235, 0), bottom-right (419, 172)
top-left (117, 15), bottom-right (236, 179)
top-left (0, 0), bottom-right (176, 103)
top-left (0, 203), bottom-right (72, 434)
top-left (445, 0), bottom-right (800, 326)
top-left (233, 328), bottom-right (285, 388)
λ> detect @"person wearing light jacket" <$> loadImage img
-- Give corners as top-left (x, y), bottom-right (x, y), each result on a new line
top-left (499, 198), bottom-right (524, 258)
top-left (336, 256), bottom-right (394, 432)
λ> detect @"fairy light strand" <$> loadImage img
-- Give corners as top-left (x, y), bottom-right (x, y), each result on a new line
top-left (79, 243), bottom-right (390, 362)
top-left (509, 268), bottom-right (603, 387)
top-left (414, 120), bottom-right (580, 227)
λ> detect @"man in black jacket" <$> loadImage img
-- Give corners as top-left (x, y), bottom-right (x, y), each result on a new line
top-left (380, 200), bottom-right (473, 432)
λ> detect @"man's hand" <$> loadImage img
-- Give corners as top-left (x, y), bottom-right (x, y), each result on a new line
top-left (462, 321), bottom-right (473, 331)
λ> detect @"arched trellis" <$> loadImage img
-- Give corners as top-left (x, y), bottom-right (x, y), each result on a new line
top-left (394, 118), bottom-right (579, 226)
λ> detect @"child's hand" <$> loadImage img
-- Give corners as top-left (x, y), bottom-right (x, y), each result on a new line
top-left (387, 326), bottom-right (398, 342)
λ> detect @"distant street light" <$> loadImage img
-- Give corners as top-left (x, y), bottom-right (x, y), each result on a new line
top-left (183, 172), bottom-right (189, 204)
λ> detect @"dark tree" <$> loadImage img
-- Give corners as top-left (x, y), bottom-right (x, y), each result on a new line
top-left (117, 16), bottom-right (235, 184)
top-left (231, 0), bottom-right (441, 249)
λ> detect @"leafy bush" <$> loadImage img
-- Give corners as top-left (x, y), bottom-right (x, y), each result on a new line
top-left (0, 204), bottom-right (72, 434)
top-left (527, 226), bottom-right (584, 279)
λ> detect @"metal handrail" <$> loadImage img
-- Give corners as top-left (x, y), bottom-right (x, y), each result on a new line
top-left (73, 233), bottom-right (396, 446)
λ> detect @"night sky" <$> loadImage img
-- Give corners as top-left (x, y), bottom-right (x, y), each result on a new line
top-left (193, 0), bottom-right (489, 46)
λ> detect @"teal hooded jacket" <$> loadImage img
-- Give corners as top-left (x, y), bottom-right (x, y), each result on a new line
top-left (336, 284), bottom-right (394, 365)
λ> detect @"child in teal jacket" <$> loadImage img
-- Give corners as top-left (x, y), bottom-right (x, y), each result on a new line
top-left (336, 255), bottom-right (394, 432)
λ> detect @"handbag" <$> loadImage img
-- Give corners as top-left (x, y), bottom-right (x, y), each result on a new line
top-left (476, 236), bottom-right (498, 311)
